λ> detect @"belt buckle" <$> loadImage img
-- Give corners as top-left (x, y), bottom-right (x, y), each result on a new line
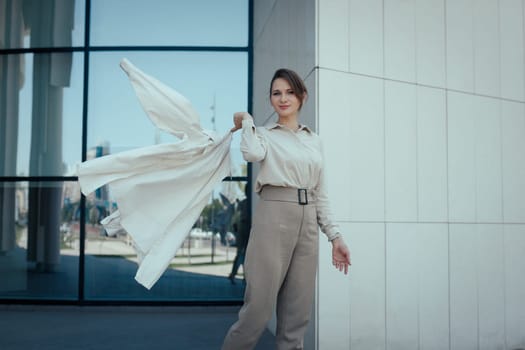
top-left (297, 188), bottom-right (308, 205)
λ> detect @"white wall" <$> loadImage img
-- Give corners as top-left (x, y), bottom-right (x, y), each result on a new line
top-left (316, 0), bottom-right (525, 350)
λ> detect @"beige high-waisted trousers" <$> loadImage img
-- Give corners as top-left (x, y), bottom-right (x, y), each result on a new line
top-left (222, 186), bottom-right (319, 350)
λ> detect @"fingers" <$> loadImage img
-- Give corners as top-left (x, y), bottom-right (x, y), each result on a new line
top-left (344, 248), bottom-right (351, 265)
top-left (332, 259), bottom-right (349, 274)
top-left (232, 112), bottom-right (249, 132)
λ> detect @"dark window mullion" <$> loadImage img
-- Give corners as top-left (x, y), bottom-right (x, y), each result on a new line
top-left (0, 46), bottom-right (249, 56)
top-left (0, 47), bottom-right (84, 55)
top-left (89, 45), bottom-right (248, 52)
top-left (0, 176), bottom-right (78, 182)
top-left (78, 0), bottom-right (92, 304)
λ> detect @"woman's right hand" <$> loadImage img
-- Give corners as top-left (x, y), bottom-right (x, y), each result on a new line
top-left (231, 112), bottom-right (253, 132)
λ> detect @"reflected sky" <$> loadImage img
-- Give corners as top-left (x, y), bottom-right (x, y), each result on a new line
top-left (90, 0), bottom-right (248, 47)
top-left (88, 52), bottom-right (247, 146)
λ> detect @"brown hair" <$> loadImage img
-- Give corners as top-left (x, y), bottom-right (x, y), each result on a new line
top-left (270, 68), bottom-right (308, 109)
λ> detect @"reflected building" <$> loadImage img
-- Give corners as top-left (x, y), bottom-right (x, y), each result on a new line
top-left (29, 0), bottom-right (71, 273)
top-left (1, 1), bottom-right (75, 274)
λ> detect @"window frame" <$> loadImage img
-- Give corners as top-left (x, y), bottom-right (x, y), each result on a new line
top-left (0, 0), bottom-right (253, 306)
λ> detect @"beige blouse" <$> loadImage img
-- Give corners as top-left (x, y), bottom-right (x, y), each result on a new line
top-left (240, 118), bottom-right (341, 241)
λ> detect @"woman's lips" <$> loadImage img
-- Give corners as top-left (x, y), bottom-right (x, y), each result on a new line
top-left (279, 105), bottom-right (290, 109)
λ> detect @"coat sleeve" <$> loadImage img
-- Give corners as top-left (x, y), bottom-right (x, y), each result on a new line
top-left (119, 58), bottom-right (209, 143)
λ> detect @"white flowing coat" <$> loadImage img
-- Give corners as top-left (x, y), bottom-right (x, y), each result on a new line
top-left (77, 59), bottom-right (232, 289)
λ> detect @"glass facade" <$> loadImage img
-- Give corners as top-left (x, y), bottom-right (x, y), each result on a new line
top-left (10, 52), bottom-right (85, 177)
top-left (0, 181), bottom-right (79, 299)
top-left (0, 0), bottom-right (250, 303)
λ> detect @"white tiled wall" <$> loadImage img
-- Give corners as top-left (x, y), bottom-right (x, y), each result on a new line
top-left (473, 96), bottom-right (503, 222)
top-left (385, 223), bottom-right (419, 350)
top-left (501, 101), bottom-right (525, 222)
top-left (253, 0), bottom-right (525, 349)
top-left (319, 222), bottom-right (386, 350)
top-left (317, 0), bottom-right (349, 71)
top-left (500, 0), bottom-right (525, 101)
top-left (474, 0), bottom-right (500, 97)
top-left (446, 0), bottom-right (475, 92)
top-left (314, 0), bottom-right (525, 349)
top-left (348, 0), bottom-right (384, 76)
top-left (318, 71), bottom-right (385, 222)
top-left (477, 224), bottom-right (507, 349)
top-left (417, 223), bottom-right (450, 350)
top-left (318, 222), bottom-right (352, 350)
top-left (415, 0), bottom-right (446, 87)
top-left (504, 224), bottom-right (525, 349)
top-left (416, 86), bottom-right (448, 222)
top-left (447, 91), bottom-right (477, 222)
top-left (449, 224), bottom-right (478, 350)
top-left (318, 69), bottom-right (352, 221)
top-left (384, 81), bottom-right (418, 221)
top-left (384, 0), bottom-right (416, 82)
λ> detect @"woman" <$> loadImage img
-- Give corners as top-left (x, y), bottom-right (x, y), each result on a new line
top-left (222, 68), bottom-right (351, 350)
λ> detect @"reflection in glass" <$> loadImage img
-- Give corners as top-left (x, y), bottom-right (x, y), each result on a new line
top-left (90, 0), bottom-right (248, 47)
top-left (0, 52), bottom-right (83, 177)
top-left (85, 181), bottom-right (248, 300)
top-left (0, 0), bottom-right (85, 49)
top-left (0, 181), bottom-right (79, 299)
top-left (88, 51), bottom-right (247, 176)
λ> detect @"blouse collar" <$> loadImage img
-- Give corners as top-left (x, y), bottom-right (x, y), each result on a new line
top-left (267, 122), bottom-right (312, 133)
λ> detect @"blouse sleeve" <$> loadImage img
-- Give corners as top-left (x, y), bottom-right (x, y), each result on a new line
top-left (315, 142), bottom-right (341, 241)
top-left (240, 118), bottom-right (267, 162)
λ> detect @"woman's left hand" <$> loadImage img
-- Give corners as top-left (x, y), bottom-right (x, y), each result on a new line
top-left (331, 237), bottom-right (351, 274)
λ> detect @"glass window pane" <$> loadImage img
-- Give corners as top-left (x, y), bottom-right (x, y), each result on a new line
top-left (88, 51), bottom-right (248, 176)
top-left (0, 181), bottom-right (79, 299)
top-left (85, 180), bottom-right (249, 300)
top-left (0, 53), bottom-right (84, 177)
top-left (90, 0), bottom-right (248, 47)
top-left (0, 0), bottom-right (85, 49)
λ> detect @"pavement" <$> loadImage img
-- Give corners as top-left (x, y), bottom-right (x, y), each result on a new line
top-left (0, 230), bottom-right (274, 349)
top-left (0, 305), bottom-right (275, 350)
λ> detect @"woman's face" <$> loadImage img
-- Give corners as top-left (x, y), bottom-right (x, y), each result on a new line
top-left (270, 78), bottom-right (302, 119)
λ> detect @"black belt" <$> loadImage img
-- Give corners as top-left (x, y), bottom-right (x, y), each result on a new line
top-left (260, 186), bottom-right (316, 205)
